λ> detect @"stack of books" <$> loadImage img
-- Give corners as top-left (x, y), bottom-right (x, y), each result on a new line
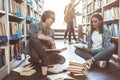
top-left (67, 62), bottom-right (87, 76)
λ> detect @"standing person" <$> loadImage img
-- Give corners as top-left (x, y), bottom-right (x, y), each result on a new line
top-left (75, 14), bottom-right (116, 69)
top-left (27, 10), bottom-right (65, 71)
top-left (64, 0), bottom-right (80, 44)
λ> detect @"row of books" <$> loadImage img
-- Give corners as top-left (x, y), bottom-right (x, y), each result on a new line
top-left (0, 48), bottom-right (6, 69)
top-left (0, 0), bottom-right (5, 11)
top-left (104, 7), bottom-right (119, 21)
top-left (0, 22), bottom-right (6, 36)
top-left (106, 23), bottom-right (119, 37)
top-left (94, 0), bottom-right (102, 10)
top-left (9, 41), bottom-right (25, 61)
top-left (8, 0), bottom-right (42, 21)
top-left (9, 22), bottom-right (25, 36)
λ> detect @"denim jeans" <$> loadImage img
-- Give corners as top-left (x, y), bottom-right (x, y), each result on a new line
top-left (75, 43), bottom-right (116, 61)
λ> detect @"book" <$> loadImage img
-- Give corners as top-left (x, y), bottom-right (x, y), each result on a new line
top-left (71, 72), bottom-right (84, 76)
top-left (69, 62), bottom-right (87, 67)
top-left (45, 47), bottom-right (67, 53)
top-left (74, 45), bottom-right (93, 53)
top-left (20, 69), bottom-right (36, 76)
top-left (12, 64), bottom-right (36, 76)
top-left (0, 50), bottom-right (3, 68)
top-left (47, 64), bottom-right (64, 74)
top-left (47, 72), bottom-right (74, 80)
top-left (20, 64), bottom-right (36, 76)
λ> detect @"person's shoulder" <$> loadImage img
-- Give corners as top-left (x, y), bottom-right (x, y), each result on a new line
top-left (103, 25), bottom-right (110, 33)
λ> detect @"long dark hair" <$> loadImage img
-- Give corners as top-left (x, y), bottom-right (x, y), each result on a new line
top-left (41, 10), bottom-right (55, 22)
top-left (90, 14), bottom-right (103, 35)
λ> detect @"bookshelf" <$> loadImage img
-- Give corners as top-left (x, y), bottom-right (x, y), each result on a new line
top-left (0, 0), bottom-right (44, 79)
top-left (81, 0), bottom-right (120, 57)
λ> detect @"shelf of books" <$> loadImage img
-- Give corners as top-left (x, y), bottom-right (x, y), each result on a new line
top-left (81, 0), bottom-right (120, 57)
top-left (0, 0), bottom-right (44, 79)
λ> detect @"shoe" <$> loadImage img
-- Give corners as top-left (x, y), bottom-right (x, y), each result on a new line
top-left (64, 39), bottom-right (66, 43)
top-left (86, 59), bottom-right (93, 69)
top-left (97, 61), bottom-right (107, 68)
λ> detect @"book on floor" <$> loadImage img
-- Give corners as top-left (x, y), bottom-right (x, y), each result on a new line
top-left (47, 64), bottom-right (65, 74)
top-left (47, 72), bottom-right (74, 80)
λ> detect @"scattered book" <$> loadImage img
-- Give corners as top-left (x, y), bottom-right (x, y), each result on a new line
top-left (13, 64), bottom-right (36, 76)
top-left (20, 69), bottom-right (36, 76)
top-left (45, 47), bottom-right (67, 54)
top-left (47, 72), bottom-right (74, 80)
top-left (74, 44), bottom-right (93, 53)
top-left (20, 64), bottom-right (36, 76)
top-left (47, 64), bottom-right (64, 74)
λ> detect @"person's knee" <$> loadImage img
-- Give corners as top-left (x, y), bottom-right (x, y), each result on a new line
top-left (60, 56), bottom-right (66, 64)
top-left (75, 48), bottom-right (80, 55)
top-left (110, 43), bottom-right (116, 50)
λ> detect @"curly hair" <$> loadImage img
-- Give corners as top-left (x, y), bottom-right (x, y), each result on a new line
top-left (41, 10), bottom-right (55, 22)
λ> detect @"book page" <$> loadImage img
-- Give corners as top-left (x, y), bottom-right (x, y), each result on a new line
top-left (47, 72), bottom-right (73, 80)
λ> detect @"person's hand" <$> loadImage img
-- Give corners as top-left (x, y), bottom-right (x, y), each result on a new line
top-left (48, 37), bottom-right (56, 49)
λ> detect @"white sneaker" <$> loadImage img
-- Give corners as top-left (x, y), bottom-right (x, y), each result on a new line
top-left (64, 39), bottom-right (66, 43)
top-left (86, 59), bottom-right (93, 69)
top-left (98, 61), bottom-right (107, 68)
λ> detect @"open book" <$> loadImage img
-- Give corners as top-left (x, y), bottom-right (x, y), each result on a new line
top-left (74, 44), bottom-right (93, 53)
top-left (47, 72), bottom-right (74, 80)
top-left (45, 47), bottom-right (67, 53)
top-left (47, 64), bottom-right (65, 74)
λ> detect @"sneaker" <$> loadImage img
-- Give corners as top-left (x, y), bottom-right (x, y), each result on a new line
top-left (86, 59), bottom-right (93, 69)
top-left (64, 39), bottom-right (66, 43)
top-left (97, 61), bottom-right (107, 68)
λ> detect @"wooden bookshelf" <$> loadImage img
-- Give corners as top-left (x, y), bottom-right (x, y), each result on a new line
top-left (0, 0), bottom-right (44, 79)
top-left (81, 0), bottom-right (120, 58)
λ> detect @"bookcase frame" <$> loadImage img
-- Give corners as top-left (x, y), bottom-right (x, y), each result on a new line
top-left (0, 0), bottom-right (44, 79)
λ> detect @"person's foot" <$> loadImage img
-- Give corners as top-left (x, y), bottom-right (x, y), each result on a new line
top-left (85, 59), bottom-right (94, 69)
top-left (64, 39), bottom-right (66, 44)
top-left (97, 61), bottom-right (107, 68)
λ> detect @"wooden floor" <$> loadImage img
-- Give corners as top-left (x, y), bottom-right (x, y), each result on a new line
top-left (3, 40), bottom-right (120, 80)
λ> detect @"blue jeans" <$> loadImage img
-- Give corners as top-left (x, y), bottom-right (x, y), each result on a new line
top-left (64, 22), bottom-right (77, 42)
top-left (75, 43), bottom-right (116, 61)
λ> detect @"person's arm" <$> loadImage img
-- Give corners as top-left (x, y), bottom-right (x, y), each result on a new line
top-left (102, 26), bottom-right (111, 49)
top-left (74, 0), bottom-right (80, 8)
top-left (37, 28), bottom-right (56, 49)
top-left (64, 6), bottom-right (67, 15)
